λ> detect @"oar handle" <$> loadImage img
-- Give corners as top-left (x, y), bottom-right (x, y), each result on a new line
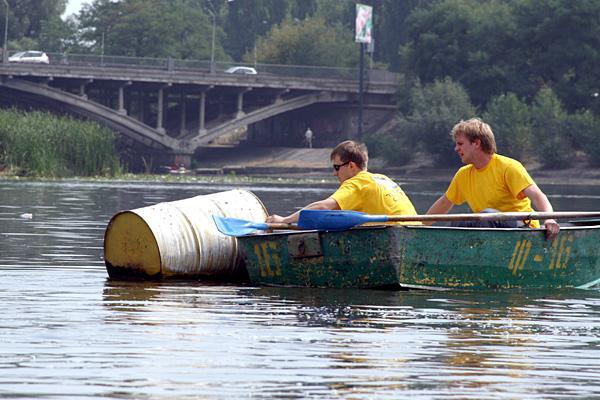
top-left (266, 223), bottom-right (303, 230)
top-left (386, 211), bottom-right (600, 223)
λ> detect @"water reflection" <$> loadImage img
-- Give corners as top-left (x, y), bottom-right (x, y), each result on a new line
top-left (98, 279), bottom-right (600, 398)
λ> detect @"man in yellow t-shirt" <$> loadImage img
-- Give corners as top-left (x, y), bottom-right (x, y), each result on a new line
top-left (425, 118), bottom-right (560, 240)
top-left (266, 140), bottom-right (420, 225)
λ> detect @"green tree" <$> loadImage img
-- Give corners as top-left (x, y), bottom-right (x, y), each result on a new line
top-left (290, 0), bottom-right (318, 20)
top-left (364, 118), bottom-right (415, 166)
top-left (482, 93), bottom-right (532, 160)
top-left (223, 0), bottom-right (297, 62)
top-left (512, 0), bottom-right (600, 113)
top-left (404, 77), bottom-right (476, 166)
top-left (38, 15), bottom-right (80, 53)
top-left (0, 0), bottom-right (66, 51)
top-left (398, 0), bottom-right (600, 114)
top-left (77, 0), bottom-right (228, 60)
top-left (255, 16), bottom-right (358, 67)
top-left (315, 0), bottom-right (354, 28)
top-left (530, 86), bottom-right (572, 169)
top-left (568, 109), bottom-right (600, 166)
top-left (373, 0), bottom-right (424, 71)
top-left (400, 0), bottom-right (518, 107)
top-left (1, 0), bottom-right (66, 40)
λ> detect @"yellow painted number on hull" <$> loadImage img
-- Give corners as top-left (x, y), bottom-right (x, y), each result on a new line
top-left (509, 239), bottom-right (532, 275)
top-left (253, 241), bottom-right (282, 277)
top-left (508, 234), bottom-right (574, 275)
top-left (549, 235), bottom-right (574, 270)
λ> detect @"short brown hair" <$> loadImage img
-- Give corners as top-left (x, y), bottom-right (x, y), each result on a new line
top-left (330, 140), bottom-right (368, 170)
top-left (451, 118), bottom-right (497, 154)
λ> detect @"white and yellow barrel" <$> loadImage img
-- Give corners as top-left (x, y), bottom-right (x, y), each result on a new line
top-left (103, 189), bottom-right (267, 279)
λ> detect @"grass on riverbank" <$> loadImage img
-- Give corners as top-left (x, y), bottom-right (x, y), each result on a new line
top-left (0, 109), bottom-right (122, 177)
top-left (0, 171), bottom-right (340, 187)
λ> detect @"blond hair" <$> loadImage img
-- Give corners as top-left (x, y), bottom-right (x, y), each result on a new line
top-left (451, 118), bottom-right (497, 154)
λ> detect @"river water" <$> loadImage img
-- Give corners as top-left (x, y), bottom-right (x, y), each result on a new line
top-left (1, 178), bottom-right (599, 399)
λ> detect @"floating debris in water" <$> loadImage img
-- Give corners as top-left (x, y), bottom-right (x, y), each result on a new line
top-left (19, 213), bottom-right (33, 219)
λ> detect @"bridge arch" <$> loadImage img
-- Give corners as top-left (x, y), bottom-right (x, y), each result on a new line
top-left (0, 77), bottom-right (352, 154)
top-left (0, 62), bottom-right (397, 168)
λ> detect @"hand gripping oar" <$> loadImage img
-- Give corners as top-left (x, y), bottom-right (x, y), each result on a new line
top-left (212, 215), bottom-right (298, 236)
top-left (297, 209), bottom-right (600, 231)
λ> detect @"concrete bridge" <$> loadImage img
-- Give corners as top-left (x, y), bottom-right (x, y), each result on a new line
top-left (0, 55), bottom-right (398, 167)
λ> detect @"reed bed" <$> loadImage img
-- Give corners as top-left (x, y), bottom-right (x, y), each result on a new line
top-left (0, 109), bottom-right (122, 177)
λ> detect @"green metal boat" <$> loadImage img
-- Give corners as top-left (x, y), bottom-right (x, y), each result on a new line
top-left (237, 223), bottom-right (600, 290)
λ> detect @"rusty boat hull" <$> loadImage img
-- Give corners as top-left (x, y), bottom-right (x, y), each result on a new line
top-left (237, 224), bottom-right (600, 290)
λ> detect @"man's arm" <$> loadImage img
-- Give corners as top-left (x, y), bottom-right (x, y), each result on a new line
top-left (423, 195), bottom-right (454, 226)
top-left (266, 197), bottom-right (340, 224)
top-left (522, 184), bottom-right (559, 241)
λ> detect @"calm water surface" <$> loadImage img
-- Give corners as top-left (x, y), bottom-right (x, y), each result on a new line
top-left (1, 179), bottom-right (599, 399)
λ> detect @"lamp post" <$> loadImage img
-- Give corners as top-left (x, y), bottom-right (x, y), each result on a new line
top-left (2, 0), bottom-right (8, 65)
top-left (100, 30), bottom-right (105, 65)
top-left (207, 0), bottom-right (216, 73)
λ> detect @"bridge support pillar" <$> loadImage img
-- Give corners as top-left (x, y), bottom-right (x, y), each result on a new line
top-left (236, 88), bottom-right (251, 118)
top-left (157, 87), bottom-right (165, 134)
top-left (118, 86), bottom-right (127, 115)
top-left (274, 88), bottom-right (290, 104)
top-left (138, 92), bottom-right (145, 123)
top-left (198, 91), bottom-right (206, 134)
top-left (179, 92), bottom-right (187, 135)
top-left (79, 79), bottom-right (92, 100)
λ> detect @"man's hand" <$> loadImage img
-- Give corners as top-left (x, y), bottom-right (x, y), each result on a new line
top-left (266, 214), bottom-right (286, 224)
top-left (544, 218), bottom-right (560, 241)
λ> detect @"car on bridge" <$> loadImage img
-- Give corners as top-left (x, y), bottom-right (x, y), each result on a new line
top-left (224, 66), bottom-right (257, 75)
top-left (9, 51), bottom-right (50, 64)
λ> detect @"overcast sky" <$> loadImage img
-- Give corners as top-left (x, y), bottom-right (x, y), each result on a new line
top-left (63, 0), bottom-right (92, 18)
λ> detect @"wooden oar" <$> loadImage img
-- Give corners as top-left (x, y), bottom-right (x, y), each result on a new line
top-left (212, 215), bottom-right (298, 236)
top-left (297, 209), bottom-right (600, 231)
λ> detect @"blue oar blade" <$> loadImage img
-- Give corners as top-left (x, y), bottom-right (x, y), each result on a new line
top-left (298, 210), bottom-right (388, 231)
top-left (212, 215), bottom-right (269, 237)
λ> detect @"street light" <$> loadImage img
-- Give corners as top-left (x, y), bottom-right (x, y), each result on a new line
top-left (2, 0), bottom-right (8, 65)
top-left (206, 0), bottom-right (216, 73)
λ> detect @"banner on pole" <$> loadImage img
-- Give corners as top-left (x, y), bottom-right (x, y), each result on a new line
top-left (355, 4), bottom-right (373, 44)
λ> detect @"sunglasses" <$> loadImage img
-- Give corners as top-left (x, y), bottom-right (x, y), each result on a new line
top-left (332, 161), bottom-right (350, 171)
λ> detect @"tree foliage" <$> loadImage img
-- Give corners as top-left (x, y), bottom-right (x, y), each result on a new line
top-left (364, 119), bottom-right (415, 167)
top-left (255, 16), bottom-right (358, 67)
top-left (482, 93), bottom-right (532, 160)
top-left (76, 0), bottom-right (229, 60)
top-left (530, 86), bottom-right (572, 169)
top-left (0, 0), bottom-right (67, 50)
top-left (402, 77), bottom-right (476, 166)
top-left (400, 0), bottom-right (600, 114)
top-left (569, 110), bottom-right (600, 166)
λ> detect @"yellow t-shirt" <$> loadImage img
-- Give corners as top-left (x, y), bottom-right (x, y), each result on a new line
top-left (330, 171), bottom-right (421, 225)
top-left (445, 154), bottom-right (539, 228)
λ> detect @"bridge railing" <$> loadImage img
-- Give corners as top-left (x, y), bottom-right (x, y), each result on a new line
top-left (41, 52), bottom-right (397, 83)
top-left (48, 52), bottom-right (169, 69)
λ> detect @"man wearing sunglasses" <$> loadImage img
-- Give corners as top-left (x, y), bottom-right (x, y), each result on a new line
top-left (266, 140), bottom-right (420, 225)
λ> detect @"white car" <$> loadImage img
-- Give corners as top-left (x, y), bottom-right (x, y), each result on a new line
top-left (9, 51), bottom-right (50, 64)
top-left (224, 66), bottom-right (257, 75)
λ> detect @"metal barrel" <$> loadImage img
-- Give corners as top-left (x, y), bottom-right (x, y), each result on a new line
top-left (103, 189), bottom-right (268, 280)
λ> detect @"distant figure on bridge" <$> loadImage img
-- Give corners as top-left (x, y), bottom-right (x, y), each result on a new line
top-left (304, 127), bottom-right (314, 148)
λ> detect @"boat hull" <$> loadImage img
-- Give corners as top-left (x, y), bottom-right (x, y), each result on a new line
top-left (237, 225), bottom-right (600, 290)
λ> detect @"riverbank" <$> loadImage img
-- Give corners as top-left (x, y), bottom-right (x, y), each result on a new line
top-left (3, 146), bottom-right (600, 187)
top-left (194, 146), bottom-right (600, 187)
